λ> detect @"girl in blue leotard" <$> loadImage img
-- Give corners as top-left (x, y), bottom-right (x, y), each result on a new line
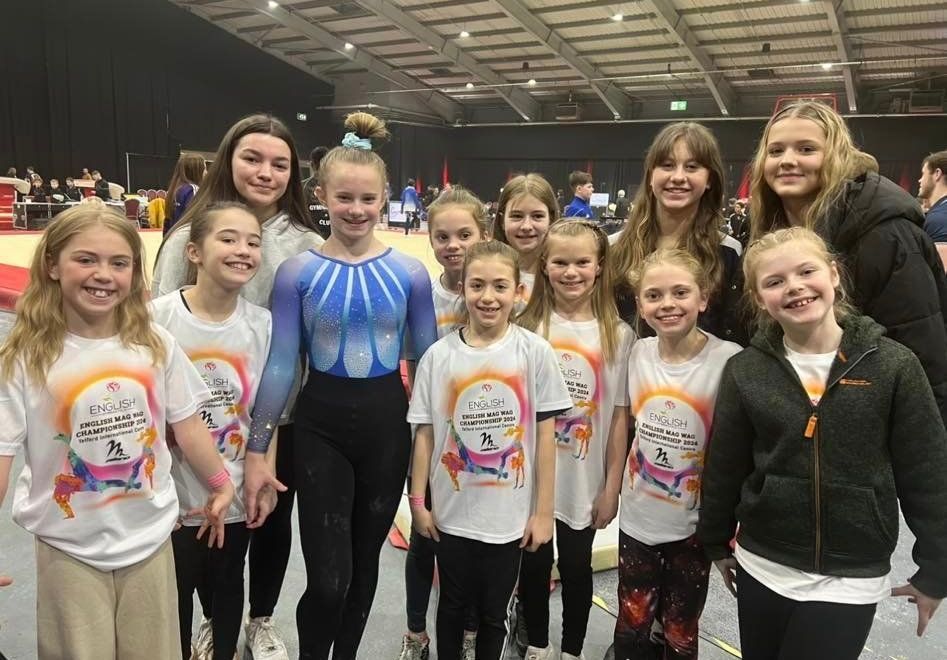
top-left (246, 112), bottom-right (437, 660)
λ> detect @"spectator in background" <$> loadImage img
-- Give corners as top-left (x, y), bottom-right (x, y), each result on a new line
top-left (81, 167), bottom-right (93, 181)
top-left (302, 146), bottom-right (331, 239)
top-left (421, 184), bottom-right (438, 209)
top-left (5, 167), bottom-right (16, 178)
top-left (48, 178), bottom-right (66, 203)
top-left (615, 188), bottom-right (630, 220)
top-left (728, 200), bottom-right (748, 241)
top-left (25, 166), bottom-right (38, 181)
top-left (563, 170), bottom-right (594, 218)
top-left (92, 170), bottom-right (110, 200)
top-left (29, 176), bottom-right (48, 202)
top-left (163, 153), bottom-right (207, 235)
top-left (402, 178), bottom-right (422, 234)
top-left (63, 177), bottom-right (82, 202)
top-left (920, 150), bottom-right (947, 270)
top-left (555, 188), bottom-right (566, 212)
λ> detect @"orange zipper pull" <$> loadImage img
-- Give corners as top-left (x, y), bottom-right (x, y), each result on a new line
top-left (804, 413), bottom-right (818, 439)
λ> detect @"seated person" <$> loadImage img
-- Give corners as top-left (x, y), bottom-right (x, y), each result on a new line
top-left (92, 170), bottom-right (110, 200)
top-left (29, 177), bottom-right (48, 202)
top-left (48, 178), bottom-right (67, 203)
top-left (63, 177), bottom-right (83, 202)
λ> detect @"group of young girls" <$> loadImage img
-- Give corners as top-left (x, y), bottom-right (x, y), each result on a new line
top-left (0, 100), bottom-right (945, 660)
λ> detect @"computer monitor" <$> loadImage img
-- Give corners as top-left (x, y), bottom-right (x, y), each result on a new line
top-left (590, 192), bottom-right (610, 208)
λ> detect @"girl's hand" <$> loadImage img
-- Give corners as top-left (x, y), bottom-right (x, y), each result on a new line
top-left (196, 480), bottom-right (234, 549)
top-left (591, 489), bottom-right (619, 529)
top-left (520, 514), bottom-right (553, 552)
top-left (411, 506), bottom-right (440, 542)
top-left (714, 557), bottom-right (738, 597)
top-left (0, 574), bottom-right (12, 587)
top-left (891, 583), bottom-right (942, 636)
top-left (244, 452), bottom-right (287, 527)
top-left (247, 485), bottom-right (278, 530)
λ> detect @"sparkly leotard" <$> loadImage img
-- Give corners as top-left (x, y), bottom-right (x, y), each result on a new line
top-left (248, 247), bottom-right (436, 452)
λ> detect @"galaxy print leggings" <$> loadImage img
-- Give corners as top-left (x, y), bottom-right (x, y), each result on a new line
top-left (614, 531), bottom-right (710, 660)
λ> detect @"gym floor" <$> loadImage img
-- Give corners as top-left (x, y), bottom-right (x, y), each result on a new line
top-left (0, 229), bottom-right (943, 658)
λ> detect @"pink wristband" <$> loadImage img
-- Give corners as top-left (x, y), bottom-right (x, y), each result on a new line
top-left (408, 494), bottom-right (426, 508)
top-left (207, 469), bottom-right (230, 491)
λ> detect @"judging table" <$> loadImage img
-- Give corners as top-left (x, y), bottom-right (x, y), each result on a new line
top-left (12, 201), bottom-right (126, 230)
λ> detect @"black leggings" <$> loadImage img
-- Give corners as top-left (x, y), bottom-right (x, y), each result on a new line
top-left (736, 565), bottom-right (877, 660)
top-left (404, 480), bottom-right (478, 635)
top-left (172, 522), bottom-right (252, 660)
top-left (294, 370), bottom-right (412, 660)
top-left (248, 422), bottom-right (296, 618)
top-left (519, 519), bottom-right (596, 655)
top-left (436, 531), bottom-right (522, 660)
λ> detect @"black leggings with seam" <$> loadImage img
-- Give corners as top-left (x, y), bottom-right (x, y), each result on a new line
top-left (294, 369), bottom-right (412, 660)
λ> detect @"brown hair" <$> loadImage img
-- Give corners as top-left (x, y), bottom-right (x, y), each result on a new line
top-left (610, 122), bottom-right (727, 299)
top-left (317, 112), bottom-right (391, 191)
top-left (184, 201), bottom-right (260, 285)
top-left (458, 240), bottom-right (521, 326)
top-left (165, 153), bottom-right (206, 209)
top-left (0, 205), bottom-right (165, 383)
top-left (742, 226), bottom-right (854, 327)
top-left (519, 221), bottom-right (624, 361)
top-left (749, 101), bottom-right (878, 242)
top-left (569, 170), bottom-right (593, 190)
top-left (427, 186), bottom-right (488, 237)
top-left (159, 113), bottom-right (314, 260)
top-left (629, 247), bottom-right (711, 296)
top-left (493, 173), bottom-right (560, 250)
top-left (924, 150), bottom-right (947, 178)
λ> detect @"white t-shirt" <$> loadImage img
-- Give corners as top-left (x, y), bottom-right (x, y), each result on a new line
top-left (544, 314), bottom-right (634, 529)
top-left (620, 333), bottom-right (741, 545)
top-left (407, 324), bottom-right (572, 543)
top-left (432, 276), bottom-right (463, 339)
top-left (150, 291), bottom-right (272, 524)
top-left (0, 326), bottom-right (210, 571)
top-left (735, 343), bottom-right (891, 604)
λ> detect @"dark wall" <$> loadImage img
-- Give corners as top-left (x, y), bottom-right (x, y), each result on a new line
top-left (0, 0), bottom-right (335, 189)
top-left (443, 116), bottom-right (945, 204)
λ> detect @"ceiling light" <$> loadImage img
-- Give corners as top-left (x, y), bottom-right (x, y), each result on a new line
top-left (344, 42), bottom-right (354, 50)
top-left (612, 13), bottom-right (623, 21)
top-left (459, 30), bottom-right (470, 38)
top-left (466, 82), bottom-right (474, 89)
top-left (267, 1), bottom-right (278, 8)
top-left (528, 78), bottom-right (537, 86)
top-left (820, 62), bottom-right (833, 70)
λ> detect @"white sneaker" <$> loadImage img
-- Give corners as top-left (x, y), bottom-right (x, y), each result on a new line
top-left (190, 616), bottom-right (213, 660)
top-left (560, 653), bottom-right (585, 660)
top-left (398, 633), bottom-right (430, 660)
top-left (244, 616), bottom-right (289, 660)
top-left (461, 631), bottom-right (476, 660)
top-left (525, 645), bottom-right (555, 660)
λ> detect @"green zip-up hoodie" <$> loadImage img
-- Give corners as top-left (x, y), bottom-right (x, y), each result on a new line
top-left (698, 314), bottom-right (947, 598)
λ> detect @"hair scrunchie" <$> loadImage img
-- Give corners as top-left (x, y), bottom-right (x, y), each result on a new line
top-left (341, 132), bottom-right (372, 150)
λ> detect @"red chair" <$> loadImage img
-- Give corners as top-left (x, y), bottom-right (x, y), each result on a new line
top-left (124, 198), bottom-right (141, 223)
top-left (146, 189), bottom-right (157, 201)
top-left (136, 188), bottom-right (147, 197)
top-left (157, 189), bottom-right (167, 200)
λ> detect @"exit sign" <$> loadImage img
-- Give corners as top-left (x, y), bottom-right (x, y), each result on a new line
top-left (296, 112), bottom-right (308, 121)
top-left (670, 100), bottom-right (687, 111)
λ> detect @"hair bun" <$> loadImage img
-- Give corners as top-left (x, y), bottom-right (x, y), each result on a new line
top-left (343, 112), bottom-right (390, 148)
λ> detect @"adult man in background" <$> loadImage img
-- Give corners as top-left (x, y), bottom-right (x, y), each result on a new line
top-left (920, 150), bottom-right (947, 270)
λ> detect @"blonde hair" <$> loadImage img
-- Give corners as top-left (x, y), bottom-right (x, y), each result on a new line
top-left (610, 122), bottom-right (727, 300)
top-left (743, 227), bottom-right (854, 327)
top-left (629, 247), bottom-right (710, 295)
top-left (427, 186), bottom-right (488, 238)
top-left (0, 206), bottom-right (166, 383)
top-left (519, 221), bottom-right (623, 361)
top-left (749, 101), bottom-right (879, 241)
top-left (458, 241), bottom-right (521, 327)
top-left (318, 112), bottom-right (391, 190)
top-left (493, 173), bottom-right (560, 252)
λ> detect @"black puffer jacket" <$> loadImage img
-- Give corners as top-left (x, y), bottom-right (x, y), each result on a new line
top-left (821, 172), bottom-right (947, 426)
